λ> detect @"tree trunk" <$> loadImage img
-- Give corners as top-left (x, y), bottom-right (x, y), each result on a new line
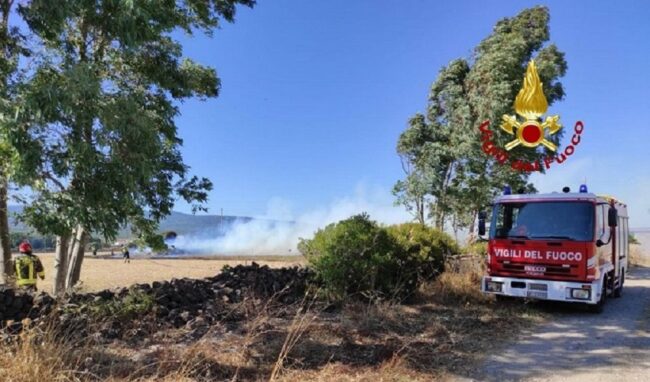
top-left (468, 214), bottom-right (476, 234)
top-left (434, 207), bottom-right (445, 230)
top-left (0, 178), bottom-right (12, 285)
top-left (0, 1), bottom-right (15, 286)
top-left (416, 195), bottom-right (425, 225)
top-left (53, 233), bottom-right (71, 295)
top-left (65, 225), bottom-right (87, 290)
top-left (70, 237), bottom-right (86, 288)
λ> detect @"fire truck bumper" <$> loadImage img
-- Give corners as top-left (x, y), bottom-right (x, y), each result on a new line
top-left (482, 276), bottom-right (600, 304)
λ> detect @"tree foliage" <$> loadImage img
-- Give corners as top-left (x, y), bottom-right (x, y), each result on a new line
top-left (299, 214), bottom-right (456, 300)
top-left (0, 0), bottom-right (255, 291)
top-left (394, 7), bottom-right (567, 231)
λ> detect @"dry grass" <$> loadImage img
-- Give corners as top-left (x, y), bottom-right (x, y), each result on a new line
top-left (34, 253), bottom-right (304, 294)
top-left (0, 322), bottom-right (87, 382)
top-left (0, 263), bottom-right (540, 381)
top-left (630, 245), bottom-right (650, 267)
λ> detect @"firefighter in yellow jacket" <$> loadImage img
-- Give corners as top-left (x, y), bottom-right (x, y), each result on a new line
top-left (13, 241), bottom-right (45, 291)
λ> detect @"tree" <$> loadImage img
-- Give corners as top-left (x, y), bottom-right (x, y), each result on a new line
top-left (0, 0), bottom-right (16, 284)
top-left (395, 6), bottom-right (567, 231)
top-left (0, 0), bottom-right (35, 284)
top-left (11, 0), bottom-right (254, 293)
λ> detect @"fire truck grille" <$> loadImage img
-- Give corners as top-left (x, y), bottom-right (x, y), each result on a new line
top-left (528, 283), bottom-right (548, 291)
top-left (499, 262), bottom-right (578, 278)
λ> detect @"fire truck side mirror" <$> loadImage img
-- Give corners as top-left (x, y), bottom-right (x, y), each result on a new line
top-left (608, 207), bottom-right (618, 227)
top-left (478, 211), bottom-right (487, 236)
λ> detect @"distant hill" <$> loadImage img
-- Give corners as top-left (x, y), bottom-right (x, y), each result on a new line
top-left (156, 211), bottom-right (254, 236)
top-left (8, 205), bottom-right (30, 232)
top-left (7, 205), bottom-right (256, 238)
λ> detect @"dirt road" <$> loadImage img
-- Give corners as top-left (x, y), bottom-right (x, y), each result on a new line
top-left (466, 266), bottom-right (650, 382)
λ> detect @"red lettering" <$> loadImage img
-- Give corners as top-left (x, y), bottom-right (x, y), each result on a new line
top-left (571, 134), bottom-right (581, 145)
top-left (544, 156), bottom-right (554, 169)
top-left (478, 120), bottom-right (490, 133)
top-left (574, 121), bottom-right (584, 134)
top-left (556, 153), bottom-right (567, 164)
top-left (531, 160), bottom-right (541, 172)
top-left (482, 141), bottom-right (495, 155)
top-left (564, 145), bottom-right (574, 156)
top-left (495, 150), bottom-right (508, 164)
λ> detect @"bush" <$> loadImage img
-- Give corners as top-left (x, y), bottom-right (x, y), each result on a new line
top-left (86, 289), bottom-right (155, 320)
top-left (463, 241), bottom-right (487, 257)
top-left (387, 223), bottom-right (458, 281)
top-left (299, 213), bottom-right (400, 299)
top-left (299, 214), bottom-right (459, 300)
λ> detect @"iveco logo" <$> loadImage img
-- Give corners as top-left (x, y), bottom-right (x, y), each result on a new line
top-left (524, 265), bottom-right (546, 273)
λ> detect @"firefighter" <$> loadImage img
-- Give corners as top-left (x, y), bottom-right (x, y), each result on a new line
top-left (122, 246), bottom-right (130, 263)
top-left (13, 241), bottom-right (45, 291)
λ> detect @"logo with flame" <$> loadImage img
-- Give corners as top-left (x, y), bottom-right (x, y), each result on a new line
top-left (500, 60), bottom-right (562, 151)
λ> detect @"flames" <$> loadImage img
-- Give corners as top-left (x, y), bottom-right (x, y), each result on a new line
top-left (514, 60), bottom-right (548, 120)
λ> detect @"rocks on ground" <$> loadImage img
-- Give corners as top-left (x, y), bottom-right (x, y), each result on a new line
top-left (0, 263), bottom-right (314, 342)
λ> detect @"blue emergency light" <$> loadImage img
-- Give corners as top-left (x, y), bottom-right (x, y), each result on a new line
top-left (503, 185), bottom-right (512, 195)
top-left (579, 184), bottom-right (588, 193)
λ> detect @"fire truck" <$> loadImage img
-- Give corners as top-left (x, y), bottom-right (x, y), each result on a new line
top-left (479, 185), bottom-right (629, 312)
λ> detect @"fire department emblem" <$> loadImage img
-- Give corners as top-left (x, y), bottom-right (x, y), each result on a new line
top-left (500, 60), bottom-right (562, 151)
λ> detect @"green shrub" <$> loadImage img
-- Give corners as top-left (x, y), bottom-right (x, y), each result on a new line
top-left (387, 223), bottom-right (458, 281)
top-left (89, 289), bottom-right (155, 320)
top-left (299, 214), bottom-right (460, 300)
top-left (299, 213), bottom-right (403, 299)
top-left (464, 241), bottom-right (488, 257)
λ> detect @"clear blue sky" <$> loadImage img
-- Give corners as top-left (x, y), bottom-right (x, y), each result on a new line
top-left (173, 0), bottom-right (650, 227)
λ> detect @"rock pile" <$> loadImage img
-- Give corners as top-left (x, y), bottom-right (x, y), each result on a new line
top-left (149, 263), bottom-right (314, 329)
top-left (0, 288), bottom-right (55, 323)
top-left (0, 288), bottom-right (33, 322)
top-left (1, 263), bottom-right (314, 340)
top-left (209, 262), bottom-right (314, 303)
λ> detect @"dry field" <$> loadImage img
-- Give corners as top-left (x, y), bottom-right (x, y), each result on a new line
top-left (35, 252), bottom-right (305, 294)
top-left (0, 267), bottom-right (541, 382)
top-left (632, 231), bottom-right (650, 267)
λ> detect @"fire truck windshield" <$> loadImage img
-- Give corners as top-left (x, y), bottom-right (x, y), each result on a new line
top-left (489, 201), bottom-right (594, 241)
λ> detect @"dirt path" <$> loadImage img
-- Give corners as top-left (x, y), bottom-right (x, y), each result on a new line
top-left (465, 266), bottom-right (650, 382)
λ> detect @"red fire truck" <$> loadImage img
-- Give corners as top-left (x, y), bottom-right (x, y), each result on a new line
top-left (479, 185), bottom-right (629, 312)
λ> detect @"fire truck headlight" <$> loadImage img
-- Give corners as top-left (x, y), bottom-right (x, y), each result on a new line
top-left (486, 281), bottom-right (503, 293)
top-left (570, 288), bottom-right (590, 300)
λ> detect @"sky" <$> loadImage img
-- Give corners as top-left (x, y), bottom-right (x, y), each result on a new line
top-left (171, 0), bottom-right (650, 228)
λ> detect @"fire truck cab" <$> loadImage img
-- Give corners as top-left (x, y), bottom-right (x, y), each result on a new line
top-left (479, 186), bottom-right (629, 312)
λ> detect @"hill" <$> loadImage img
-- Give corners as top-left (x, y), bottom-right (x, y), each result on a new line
top-left (7, 205), bottom-right (256, 238)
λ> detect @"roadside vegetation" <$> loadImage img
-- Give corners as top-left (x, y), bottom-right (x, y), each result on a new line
top-left (630, 242), bottom-right (650, 267)
top-left (0, 212), bottom-right (544, 381)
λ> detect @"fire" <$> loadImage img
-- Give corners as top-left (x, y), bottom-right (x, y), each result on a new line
top-left (514, 60), bottom-right (548, 119)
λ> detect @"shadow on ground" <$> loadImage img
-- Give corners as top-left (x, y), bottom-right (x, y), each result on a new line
top-left (457, 266), bottom-right (650, 382)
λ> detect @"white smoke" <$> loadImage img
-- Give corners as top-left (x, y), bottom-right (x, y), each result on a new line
top-left (167, 184), bottom-right (412, 256)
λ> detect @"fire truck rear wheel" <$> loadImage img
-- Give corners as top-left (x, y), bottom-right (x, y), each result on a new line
top-left (613, 272), bottom-right (624, 298)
